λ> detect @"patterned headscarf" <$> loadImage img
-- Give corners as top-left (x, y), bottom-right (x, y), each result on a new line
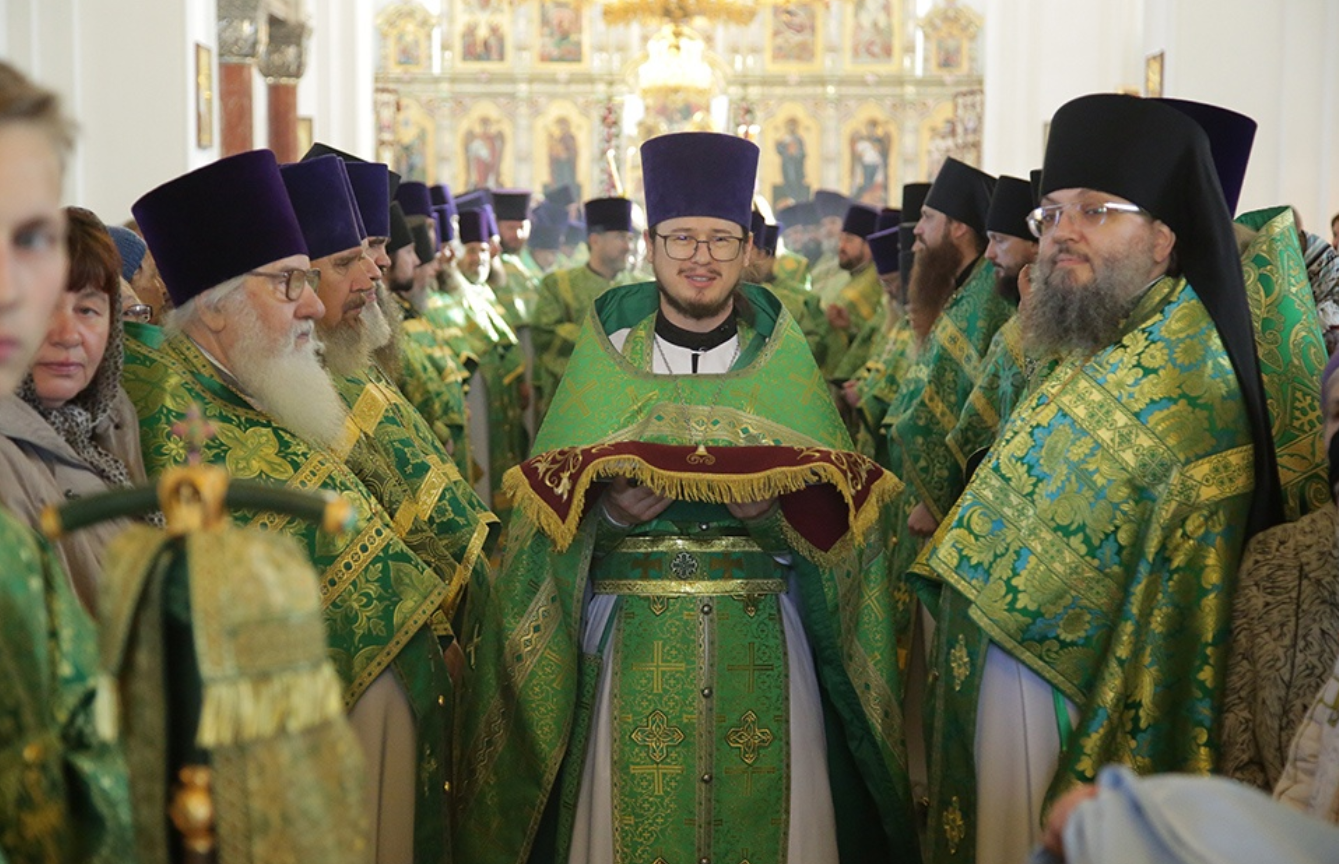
top-left (17, 208), bottom-right (134, 490)
top-left (18, 298), bottom-right (132, 489)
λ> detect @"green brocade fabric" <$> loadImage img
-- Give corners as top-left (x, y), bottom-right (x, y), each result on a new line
top-left (0, 509), bottom-right (136, 864)
top-left (333, 366), bottom-right (497, 628)
top-left (1236, 206), bottom-right (1329, 520)
top-left (912, 276), bottom-right (1255, 864)
top-left (496, 252), bottom-right (541, 328)
top-left (855, 316), bottom-right (916, 462)
top-left (122, 333), bottom-right (450, 705)
top-left (832, 300), bottom-right (887, 383)
top-left (834, 263), bottom-right (883, 335)
top-left (941, 315), bottom-right (1029, 496)
top-left (532, 265), bottom-right (614, 427)
top-left (884, 257), bottom-right (1011, 520)
top-left (426, 284), bottom-right (528, 514)
top-left (397, 312), bottom-right (473, 480)
top-left (99, 526), bottom-right (368, 864)
top-left (457, 283), bottom-right (919, 864)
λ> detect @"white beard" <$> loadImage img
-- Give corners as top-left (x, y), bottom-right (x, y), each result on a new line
top-left (227, 302), bottom-right (350, 450)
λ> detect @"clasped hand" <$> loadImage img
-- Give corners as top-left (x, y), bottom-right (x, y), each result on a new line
top-left (602, 476), bottom-right (776, 526)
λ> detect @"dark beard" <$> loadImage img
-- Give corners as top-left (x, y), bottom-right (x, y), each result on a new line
top-left (994, 270), bottom-right (1021, 306)
top-left (656, 278), bottom-right (743, 322)
top-left (388, 274), bottom-right (414, 294)
top-left (800, 238), bottom-right (823, 264)
top-left (906, 239), bottom-right (967, 337)
top-left (1022, 241), bottom-right (1153, 355)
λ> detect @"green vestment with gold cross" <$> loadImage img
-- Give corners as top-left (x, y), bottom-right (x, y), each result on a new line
top-left (532, 264), bottom-right (615, 428)
top-left (0, 508), bottom-right (137, 864)
top-left (456, 282), bottom-right (920, 864)
top-left (121, 331), bottom-right (458, 863)
top-left (911, 276), bottom-right (1255, 864)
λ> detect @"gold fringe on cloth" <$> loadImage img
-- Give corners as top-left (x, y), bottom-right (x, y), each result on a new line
top-left (503, 448), bottom-right (902, 557)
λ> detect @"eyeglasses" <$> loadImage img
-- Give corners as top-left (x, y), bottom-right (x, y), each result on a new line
top-left (248, 267), bottom-right (321, 300)
top-left (1026, 201), bottom-right (1148, 238)
top-left (122, 303), bottom-right (152, 323)
top-left (652, 232), bottom-right (747, 262)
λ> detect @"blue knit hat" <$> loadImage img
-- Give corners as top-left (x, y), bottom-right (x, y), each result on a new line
top-left (133, 149), bottom-right (309, 306)
top-left (640, 132), bottom-right (759, 231)
top-left (107, 225), bottom-right (147, 282)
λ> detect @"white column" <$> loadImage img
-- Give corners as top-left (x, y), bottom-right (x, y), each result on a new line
top-left (300, 0), bottom-right (377, 160)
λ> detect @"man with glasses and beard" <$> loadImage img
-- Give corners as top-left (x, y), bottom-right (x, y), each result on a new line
top-left (123, 149), bottom-right (469, 864)
top-left (910, 94), bottom-right (1282, 864)
top-left (281, 155), bottom-right (498, 692)
top-left (458, 131), bottom-right (919, 864)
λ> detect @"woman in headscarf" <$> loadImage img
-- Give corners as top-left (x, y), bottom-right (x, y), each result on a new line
top-left (0, 204), bottom-right (150, 614)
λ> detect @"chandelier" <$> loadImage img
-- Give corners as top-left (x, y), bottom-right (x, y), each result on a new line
top-left (637, 24), bottom-right (714, 100)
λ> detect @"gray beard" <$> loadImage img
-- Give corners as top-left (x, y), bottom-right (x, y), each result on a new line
top-left (319, 300), bottom-right (394, 377)
top-left (1023, 242), bottom-right (1156, 356)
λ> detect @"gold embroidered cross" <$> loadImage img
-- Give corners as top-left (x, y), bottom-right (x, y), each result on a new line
top-left (726, 642), bottom-right (775, 694)
top-left (632, 641), bottom-right (686, 693)
top-left (725, 710), bottom-right (774, 765)
top-left (630, 709), bottom-right (685, 763)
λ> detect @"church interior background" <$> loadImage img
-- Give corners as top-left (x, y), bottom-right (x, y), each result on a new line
top-left (371, 0), bottom-right (983, 211)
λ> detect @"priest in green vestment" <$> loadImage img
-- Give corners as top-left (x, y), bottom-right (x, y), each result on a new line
top-left (281, 154), bottom-right (498, 639)
top-left (886, 157), bottom-right (1008, 535)
top-left (910, 93), bottom-right (1284, 864)
top-left (825, 204), bottom-right (885, 366)
top-left (940, 175), bottom-right (1042, 501)
top-left (128, 150), bottom-right (461, 864)
top-left (532, 197), bottom-right (635, 427)
top-left (743, 214), bottom-right (833, 368)
top-left (440, 209), bottom-right (529, 516)
top-left (810, 189), bottom-right (851, 303)
top-left (492, 189), bottom-right (541, 329)
top-left (381, 201), bottom-right (475, 477)
top-left (845, 225), bottom-right (914, 459)
top-left (0, 61), bottom-right (137, 864)
top-left (457, 132), bottom-right (920, 864)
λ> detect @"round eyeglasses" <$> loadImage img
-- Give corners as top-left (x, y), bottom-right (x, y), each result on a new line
top-left (1026, 201), bottom-right (1149, 238)
top-left (248, 267), bottom-right (322, 300)
top-left (652, 232), bottom-right (747, 262)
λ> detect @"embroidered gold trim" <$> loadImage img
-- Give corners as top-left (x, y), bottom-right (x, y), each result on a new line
top-left (614, 536), bottom-right (762, 554)
top-left (593, 578), bottom-right (787, 596)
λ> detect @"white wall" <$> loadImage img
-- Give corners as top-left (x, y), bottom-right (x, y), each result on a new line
top-left (982, 0), bottom-right (1339, 229)
top-left (4, 0), bottom-right (220, 223)
top-left (301, 0), bottom-right (377, 159)
top-left (981, 0), bottom-right (1144, 180)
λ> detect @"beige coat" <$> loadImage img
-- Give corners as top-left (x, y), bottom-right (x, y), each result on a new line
top-left (0, 391), bottom-right (148, 614)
